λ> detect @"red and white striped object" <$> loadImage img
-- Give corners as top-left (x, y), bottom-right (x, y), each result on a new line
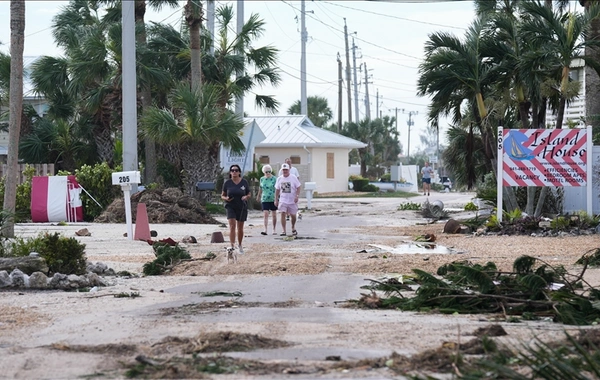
top-left (31, 176), bottom-right (84, 222)
top-left (502, 129), bottom-right (587, 187)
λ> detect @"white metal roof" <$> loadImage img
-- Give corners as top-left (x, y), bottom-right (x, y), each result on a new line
top-left (245, 115), bottom-right (366, 149)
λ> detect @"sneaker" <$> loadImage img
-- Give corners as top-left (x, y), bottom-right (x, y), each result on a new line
top-left (238, 245), bottom-right (244, 255)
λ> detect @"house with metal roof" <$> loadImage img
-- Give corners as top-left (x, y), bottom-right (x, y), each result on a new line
top-left (244, 115), bottom-right (366, 194)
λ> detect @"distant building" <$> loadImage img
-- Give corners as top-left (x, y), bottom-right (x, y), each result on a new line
top-left (0, 56), bottom-right (48, 164)
top-left (545, 58), bottom-right (585, 128)
top-left (238, 115), bottom-right (366, 194)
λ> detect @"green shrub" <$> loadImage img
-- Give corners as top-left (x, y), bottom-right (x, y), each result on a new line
top-left (35, 232), bottom-right (87, 275)
top-left (348, 174), bottom-right (363, 181)
top-left (380, 173), bottom-right (391, 182)
top-left (156, 159), bottom-right (182, 189)
top-left (464, 202), bottom-right (479, 211)
top-left (143, 243), bottom-right (191, 276)
top-left (398, 202), bottom-right (421, 211)
top-left (551, 216), bottom-right (571, 231)
top-left (205, 203), bottom-right (226, 214)
top-left (363, 184), bottom-right (379, 192)
top-left (352, 178), bottom-right (369, 191)
top-left (73, 163), bottom-right (122, 221)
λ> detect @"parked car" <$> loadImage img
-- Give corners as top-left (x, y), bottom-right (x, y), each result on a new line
top-left (441, 176), bottom-right (452, 191)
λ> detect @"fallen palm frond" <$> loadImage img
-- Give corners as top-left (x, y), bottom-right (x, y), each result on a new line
top-left (358, 255), bottom-right (600, 325)
top-left (460, 331), bottom-right (600, 379)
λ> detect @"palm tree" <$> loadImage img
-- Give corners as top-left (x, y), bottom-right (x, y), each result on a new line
top-left (2, 0), bottom-right (25, 238)
top-left (417, 18), bottom-right (498, 189)
top-left (341, 119), bottom-right (385, 177)
top-left (206, 4), bottom-right (281, 112)
top-left (140, 83), bottom-right (245, 193)
top-left (520, 0), bottom-right (600, 128)
top-left (287, 96), bottom-right (333, 128)
top-left (30, 1), bottom-right (120, 165)
top-left (185, 0), bottom-right (203, 91)
top-left (580, 0), bottom-right (600, 142)
top-left (136, 0), bottom-right (180, 184)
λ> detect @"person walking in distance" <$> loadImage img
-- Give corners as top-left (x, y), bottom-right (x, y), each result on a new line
top-left (221, 164), bottom-right (251, 254)
top-left (275, 163), bottom-right (301, 236)
top-left (256, 164), bottom-right (278, 235)
top-left (278, 158), bottom-right (300, 179)
top-left (421, 161), bottom-right (434, 196)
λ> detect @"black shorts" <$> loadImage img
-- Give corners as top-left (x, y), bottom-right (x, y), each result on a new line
top-left (422, 178), bottom-right (431, 184)
top-left (261, 202), bottom-right (278, 211)
top-left (226, 205), bottom-right (248, 222)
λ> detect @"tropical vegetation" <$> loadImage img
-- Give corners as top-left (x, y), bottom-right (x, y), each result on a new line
top-left (418, 0), bottom-right (600, 215)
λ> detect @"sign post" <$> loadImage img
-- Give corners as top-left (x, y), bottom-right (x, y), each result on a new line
top-left (111, 171), bottom-right (141, 240)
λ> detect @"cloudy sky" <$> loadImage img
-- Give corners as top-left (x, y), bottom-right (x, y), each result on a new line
top-left (0, 0), bottom-right (482, 153)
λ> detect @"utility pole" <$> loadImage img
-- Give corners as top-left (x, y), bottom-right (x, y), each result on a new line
top-left (344, 19), bottom-right (352, 123)
top-left (337, 53), bottom-right (343, 132)
top-left (406, 111), bottom-right (418, 159)
top-left (300, 0), bottom-right (308, 115)
top-left (376, 89), bottom-right (379, 120)
top-left (363, 62), bottom-right (371, 119)
top-left (235, 0), bottom-right (244, 117)
top-left (122, 0), bottom-right (137, 192)
top-left (207, 0), bottom-right (215, 54)
top-left (352, 38), bottom-right (359, 123)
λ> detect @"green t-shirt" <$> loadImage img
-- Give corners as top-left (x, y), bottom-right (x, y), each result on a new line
top-left (260, 176), bottom-right (277, 202)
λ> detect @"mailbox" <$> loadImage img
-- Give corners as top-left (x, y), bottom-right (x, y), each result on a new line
top-left (111, 171), bottom-right (141, 186)
top-left (304, 182), bottom-right (317, 190)
top-left (196, 182), bottom-right (216, 191)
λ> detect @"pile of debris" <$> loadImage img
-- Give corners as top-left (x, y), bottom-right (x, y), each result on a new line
top-left (95, 188), bottom-right (220, 224)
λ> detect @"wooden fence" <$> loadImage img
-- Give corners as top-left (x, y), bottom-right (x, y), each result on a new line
top-left (0, 164), bottom-right (55, 184)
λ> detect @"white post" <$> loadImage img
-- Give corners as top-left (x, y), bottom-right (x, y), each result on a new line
top-left (122, 184), bottom-right (133, 240)
top-left (497, 126), bottom-right (503, 223)
top-left (305, 189), bottom-right (312, 209)
top-left (112, 171), bottom-right (141, 240)
top-left (587, 125), bottom-right (593, 216)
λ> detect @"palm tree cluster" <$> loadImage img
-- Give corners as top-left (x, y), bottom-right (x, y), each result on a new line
top-left (418, 0), bottom-right (600, 201)
top-left (5, 0), bottom-right (280, 194)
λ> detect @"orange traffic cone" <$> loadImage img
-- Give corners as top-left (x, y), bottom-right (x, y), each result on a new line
top-left (134, 203), bottom-right (151, 241)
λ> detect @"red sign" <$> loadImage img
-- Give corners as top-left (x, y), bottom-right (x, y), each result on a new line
top-left (502, 129), bottom-right (587, 187)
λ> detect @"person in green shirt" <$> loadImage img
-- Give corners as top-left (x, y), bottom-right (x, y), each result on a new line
top-left (256, 164), bottom-right (278, 235)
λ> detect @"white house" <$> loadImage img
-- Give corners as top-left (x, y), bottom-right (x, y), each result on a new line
top-left (242, 115), bottom-right (366, 194)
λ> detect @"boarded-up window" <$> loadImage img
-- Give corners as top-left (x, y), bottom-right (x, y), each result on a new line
top-left (327, 153), bottom-right (334, 178)
top-left (259, 156), bottom-right (270, 164)
top-left (290, 156), bottom-right (301, 165)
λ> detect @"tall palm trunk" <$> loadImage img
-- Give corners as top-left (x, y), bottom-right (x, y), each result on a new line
top-left (136, 0), bottom-right (157, 184)
top-left (2, 0), bottom-right (25, 238)
top-left (583, 0), bottom-right (600, 129)
top-left (185, 0), bottom-right (203, 91)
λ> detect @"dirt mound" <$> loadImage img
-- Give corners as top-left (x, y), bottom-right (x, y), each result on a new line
top-left (95, 188), bottom-right (220, 224)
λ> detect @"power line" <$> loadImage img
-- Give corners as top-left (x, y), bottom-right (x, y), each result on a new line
top-left (321, 0), bottom-right (468, 30)
top-left (280, 0), bottom-right (421, 60)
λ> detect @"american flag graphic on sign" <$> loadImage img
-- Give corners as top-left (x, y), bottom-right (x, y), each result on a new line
top-left (502, 129), bottom-right (588, 187)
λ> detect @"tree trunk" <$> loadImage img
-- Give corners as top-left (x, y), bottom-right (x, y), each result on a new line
top-left (525, 187), bottom-right (536, 215)
top-left (585, 1), bottom-right (600, 130)
top-left (180, 142), bottom-right (217, 195)
top-left (185, 0), bottom-right (203, 92)
top-left (534, 187), bottom-right (549, 217)
top-left (2, 0), bottom-right (25, 238)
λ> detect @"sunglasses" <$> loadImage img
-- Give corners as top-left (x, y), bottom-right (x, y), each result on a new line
top-left (230, 169), bottom-right (240, 172)
top-left (265, 171), bottom-right (272, 173)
